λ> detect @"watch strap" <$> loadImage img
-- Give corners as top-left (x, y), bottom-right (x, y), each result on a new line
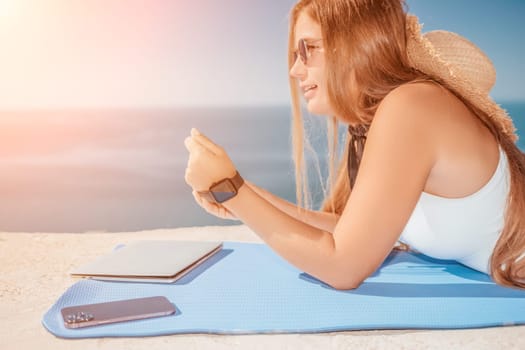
top-left (229, 171), bottom-right (245, 191)
top-left (197, 171), bottom-right (244, 203)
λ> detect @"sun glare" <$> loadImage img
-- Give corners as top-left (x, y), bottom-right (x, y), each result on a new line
top-left (0, 0), bottom-right (16, 19)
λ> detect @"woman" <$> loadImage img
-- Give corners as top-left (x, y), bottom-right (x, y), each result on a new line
top-left (184, 0), bottom-right (525, 289)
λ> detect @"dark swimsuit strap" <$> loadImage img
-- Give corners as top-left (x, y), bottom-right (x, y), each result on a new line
top-left (347, 124), bottom-right (369, 189)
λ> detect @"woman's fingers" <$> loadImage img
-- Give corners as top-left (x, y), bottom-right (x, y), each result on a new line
top-left (192, 190), bottom-right (237, 220)
top-left (191, 190), bottom-right (203, 204)
top-left (190, 128), bottom-right (223, 155)
top-left (192, 190), bottom-right (223, 214)
top-left (184, 135), bottom-right (211, 154)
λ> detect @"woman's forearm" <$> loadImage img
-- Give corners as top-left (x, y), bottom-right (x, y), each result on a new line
top-left (222, 183), bottom-right (356, 289)
top-left (245, 181), bottom-right (340, 233)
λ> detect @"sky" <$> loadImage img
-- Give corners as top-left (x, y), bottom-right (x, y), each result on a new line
top-left (0, 0), bottom-right (523, 109)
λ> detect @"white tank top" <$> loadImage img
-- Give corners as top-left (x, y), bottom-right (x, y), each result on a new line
top-left (399, 147), bottom-right (510, 274)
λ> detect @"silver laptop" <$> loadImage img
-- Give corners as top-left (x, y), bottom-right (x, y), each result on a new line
top-left (71, 240), bottom-right (223, 283)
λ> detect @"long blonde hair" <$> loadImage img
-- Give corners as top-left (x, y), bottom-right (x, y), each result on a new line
top-left (288, 0), bottom-right (525, 288)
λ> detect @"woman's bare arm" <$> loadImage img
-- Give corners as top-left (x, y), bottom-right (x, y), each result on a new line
top-left (192, 181), bottom-right (339, 232)
top-left (245, 181), bottom-right (340, 233)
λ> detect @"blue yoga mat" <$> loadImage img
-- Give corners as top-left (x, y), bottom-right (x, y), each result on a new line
top-left (43, 242), bottom-right (525, 338)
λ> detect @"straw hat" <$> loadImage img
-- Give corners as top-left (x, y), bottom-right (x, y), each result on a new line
top-left (405, 15), bottom-right (518, 142)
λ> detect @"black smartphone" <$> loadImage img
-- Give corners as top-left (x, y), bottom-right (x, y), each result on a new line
top-left (60, 296), bottom-right (176, 329)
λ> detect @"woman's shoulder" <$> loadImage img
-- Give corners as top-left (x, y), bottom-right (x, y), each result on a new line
top-left (378, 80), bottom-right (452, 119)
top-left (371, 81), bottom-right (450, 140)
top-left (373, 80), bottom-right (500, 198)
top-left (372, 80), bottom-right (474, 142)
top-left (377, 79), bottom-right (493, 139)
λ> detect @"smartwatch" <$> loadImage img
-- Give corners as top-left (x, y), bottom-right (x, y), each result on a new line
top-left (198, 171), bottom-right (245, 204)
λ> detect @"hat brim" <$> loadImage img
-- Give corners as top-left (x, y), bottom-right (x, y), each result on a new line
top-left (406, 15), bottom-right (517, 142)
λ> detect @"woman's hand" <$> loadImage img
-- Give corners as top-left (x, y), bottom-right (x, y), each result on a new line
top-left (191, 190), bottom-right (239, 221)
top-left (184, 128), bottom-right (237, 192)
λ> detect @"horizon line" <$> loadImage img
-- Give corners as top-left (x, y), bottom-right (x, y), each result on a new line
top-left (1, 99), bottom-right (525, 112)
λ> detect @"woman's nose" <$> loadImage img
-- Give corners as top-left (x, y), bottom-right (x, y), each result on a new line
top-left (289, 56), bottom-right (306, 80)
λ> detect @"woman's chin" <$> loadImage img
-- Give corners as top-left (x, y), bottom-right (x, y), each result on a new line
top-left (306, 99), bottom-right (330, 116)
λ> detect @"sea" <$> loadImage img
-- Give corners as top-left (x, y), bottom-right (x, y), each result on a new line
top-left (1, 102), bottom-right (524, 233)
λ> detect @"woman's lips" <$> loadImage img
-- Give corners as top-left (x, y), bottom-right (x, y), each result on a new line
top-left (303, 84), bottom-right (317, 99)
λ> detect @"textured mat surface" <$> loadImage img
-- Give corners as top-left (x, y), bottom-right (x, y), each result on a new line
top-left (42, 242), bottom-right (525, 338)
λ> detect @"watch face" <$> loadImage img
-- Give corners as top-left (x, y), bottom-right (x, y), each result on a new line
top-left (210, 179), bottom-right (237, 203)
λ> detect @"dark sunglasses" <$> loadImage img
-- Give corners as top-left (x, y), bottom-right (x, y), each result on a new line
top-left (293, 38), bottom-right (323, 65)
